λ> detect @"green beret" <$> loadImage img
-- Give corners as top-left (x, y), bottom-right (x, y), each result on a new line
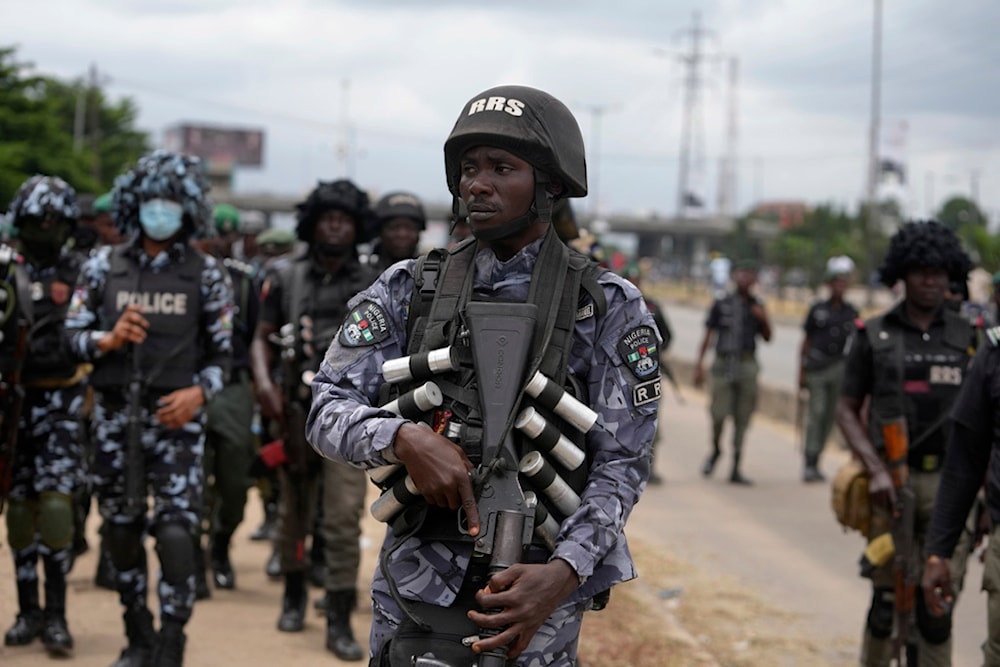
top-left (93, 192), bottom-right (113, 213)
top-left (213, 203), bottom-right (241, 233)
top-left (256, 227), bottom-right (296, 248)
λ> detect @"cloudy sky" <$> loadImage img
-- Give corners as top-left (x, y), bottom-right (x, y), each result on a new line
top-left (4, 1), bottom-right (998, 222)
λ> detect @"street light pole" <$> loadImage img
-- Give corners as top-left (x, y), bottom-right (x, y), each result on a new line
top-left (862, 0), bottom-right (883, 305)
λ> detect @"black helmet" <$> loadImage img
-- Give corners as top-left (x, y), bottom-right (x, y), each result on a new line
top-left (444, 85), bottom-right (587, 200)
top-left (295, 179), bottom-right (373, 244)
top-left (374, 191), bottom-right (426, 231)
top-left (112, 150), bottom-right (212, 238)
top-left (8, 175), bottom-right (80, 228)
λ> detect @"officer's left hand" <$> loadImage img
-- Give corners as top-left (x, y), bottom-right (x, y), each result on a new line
top-left (467, 559), bottom-right (579, 659)
top-left (920, 555), bottom-right (954, 617)
top-left (155, 386), bottom-right (205, 429)
top-left (750, 302), bottom-right (767, 322)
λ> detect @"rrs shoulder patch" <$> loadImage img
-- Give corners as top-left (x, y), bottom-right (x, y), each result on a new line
top-left (339, 300), bottom-right (391, 347)
top-left (633, 378), bottom-right (661, 407)
top-left (617, 325), bottom-right (659, 379)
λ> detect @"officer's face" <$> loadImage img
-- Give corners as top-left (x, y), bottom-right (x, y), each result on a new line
top-left (903, 267), bottom-right (948, 311)
top-left (829, 276), bottom-right (848, 298)
top-left (314, 209), bottom-right (357, 246)
top-left (459, 146), bottom-right (535, 235)
top-left (380, 217), bottom-right (420, 261)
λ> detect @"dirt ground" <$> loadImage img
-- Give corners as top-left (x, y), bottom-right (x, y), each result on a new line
top-left (0, 485), bottom-right (850, 667)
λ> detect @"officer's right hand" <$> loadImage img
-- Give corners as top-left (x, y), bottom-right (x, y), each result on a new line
top-left (99, 305), bottom-right (149, 353)
top-left (256, 381), bottom-right (284, 424)
top-left (693, 364), bottom-right (706, 388)
top-left (394, 423), bottom-right (479, 535)
top-left (867, 465), bottom-right (897, 510)
top-left (921, 555), bottom-right (954, 617)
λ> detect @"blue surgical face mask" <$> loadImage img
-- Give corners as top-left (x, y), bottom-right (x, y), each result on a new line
top-left (139, 199), bottom-right (184, 241)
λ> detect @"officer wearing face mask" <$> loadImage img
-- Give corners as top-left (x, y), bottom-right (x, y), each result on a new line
top-left (2, 176), bottom-right (89, 658)
top-left (65, 150), bottom-right (234, 667)
top-left (250, 179), bottom-right (377, 660)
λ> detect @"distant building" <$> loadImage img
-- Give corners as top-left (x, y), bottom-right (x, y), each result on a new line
top-left (751, 201), bottom-right (811, 229)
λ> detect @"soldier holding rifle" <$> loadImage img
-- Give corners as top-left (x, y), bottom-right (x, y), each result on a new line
top-left (836, 221), bottom-right (974, 667)
top-left (307, 85), bottom-right (658, 667)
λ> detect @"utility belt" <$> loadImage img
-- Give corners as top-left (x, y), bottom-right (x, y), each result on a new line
top-left (717, 351), bottom-right (755, 361)
top-left (23, 363), bottom-right (93, 389)
top-left (95, 387), bottom-right (177, 413)
top-left (230, 367), bottom-right (252, 385)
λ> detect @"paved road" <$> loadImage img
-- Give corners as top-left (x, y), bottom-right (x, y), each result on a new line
top-left (0, 386), bottom-right (988, 665)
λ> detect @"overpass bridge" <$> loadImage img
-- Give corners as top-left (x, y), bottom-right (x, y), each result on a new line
top-left (222, 192), bottom-right (778, 270)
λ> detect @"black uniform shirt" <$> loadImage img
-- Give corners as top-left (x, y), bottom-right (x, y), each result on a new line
top-left (841, 302), bottom-right (969, 463)
top-left (706, 293), bottom-right (764, 355)
top-left (802, 298), bottom-right (859, 371)
top-left (925, 341), bottom-right (1000, 556)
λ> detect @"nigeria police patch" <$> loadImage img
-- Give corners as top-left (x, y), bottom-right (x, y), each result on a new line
top-left (617, 325), bottom-right (659, 379)
top-left (339, 300), bottom-right (391, 347)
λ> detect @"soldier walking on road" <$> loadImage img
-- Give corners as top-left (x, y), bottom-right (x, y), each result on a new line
top-left (190, 204), bottom-right (259, 597)
top-left (2, 176), bottom-right (88, 657)
top-left (694, 260), bottom-right (772, 485)
top-left (307, 84), bottom-right (658, 667)
top-left (798, 255), bottom-right (859, 482)
top-left (836, 220), bottom-right (975, 667)
top-left (250, 179), bottom-right (377, 660)
top-left (65, 150), bottom-right (234, 667)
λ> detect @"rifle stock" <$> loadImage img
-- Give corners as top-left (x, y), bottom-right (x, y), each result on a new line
top-left (882, 417), bottom-right (916, 664)
top-left (123, 344), bottom-right (146, 520)
top-left (465, 301), bottom-right (537, 667)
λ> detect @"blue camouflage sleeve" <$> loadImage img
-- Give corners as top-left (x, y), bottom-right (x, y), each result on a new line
top-left (306, 261), bottom-right (417, 468)
top-left (197, 254), bottom-right (234, 402)
top-left (64, 246), bottom-right (112, 360)
top-left (552, 272), bottom-right (658, 580)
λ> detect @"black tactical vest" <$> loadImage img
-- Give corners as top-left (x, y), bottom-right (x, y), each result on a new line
top-left (865, 307), bottom-right (971, 461)
top-left (382, 231), bottom-right (606, 545)
top-left (90, 245), bottom-right (204, 391)
top-left (22, 254), bottom-right (82, 382)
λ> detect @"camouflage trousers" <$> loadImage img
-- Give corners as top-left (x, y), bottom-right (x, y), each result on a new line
top-left (861, 470), bottom-right (972, 667)
top-left (7, 384), bottom-right (87, 584)
top-left (979, 524), bottom-right (1000, 666)
top-left (369, 581), bottom-right (587, 667)
top-left (92, 391), bottom-right (205, 623)
top-left (709, 355), bottom-right (759, 455)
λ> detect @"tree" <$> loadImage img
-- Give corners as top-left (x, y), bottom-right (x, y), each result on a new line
top-left (937, 196), bottom-right (986, 230)
top-left (0, 46), bottom-right (149, 207)
top-left (764, 204), bottom-right (869, 289)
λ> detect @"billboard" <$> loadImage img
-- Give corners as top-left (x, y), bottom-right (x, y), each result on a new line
top-left (164, 124), bottom-right (265, 169)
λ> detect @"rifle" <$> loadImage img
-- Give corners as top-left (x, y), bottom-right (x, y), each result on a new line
top-left (122, 343), bottom-right (147, 520)
top-left (660, 360), bottom-right (685, 405)
top-left (465, 301), bottom-right (537, 667)
top-left (0, 247), bottom-right (31, 514)
top-left (883, 417), bottom-right (917, 665)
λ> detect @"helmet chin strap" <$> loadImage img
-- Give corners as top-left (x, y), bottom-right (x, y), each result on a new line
top-left (470, 175), bottom-right (554, 243)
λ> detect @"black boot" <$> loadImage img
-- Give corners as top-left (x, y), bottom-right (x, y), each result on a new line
top-left (729, 451), bottom-right (753, 486)
top-left (95, 541), bottom-right (117, 591)
top-left (111, 604), bottom-right (156, 667)
top-left (4, 580), bottom-right (43, 646)
top-left (325, 590), bottom-right (363, 661)
top-left (277, 572), bottom-right (307, 632)
top-left (41, 554), bottom-right (74, 656)
top-left (265, 544), bottom-right (281, 579)
top-left (249, 501), bottom-right (277, 541)
top-left (701, 447), bottom-right (721, 477)
top-left (210, 533), bottom-right (235, 590)
top-left (803, 454), bottom-right (825, 483)
top-left (152, 617), bottom-right (186, 667)
top-left (193, 543), bottom-right (210, 600)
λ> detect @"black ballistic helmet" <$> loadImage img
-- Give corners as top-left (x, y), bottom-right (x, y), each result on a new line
top-left (374, 191), bottom-right (426, 231)
top-left (295, 179), bottom-right (374, 244)
top-left (444, 85), bottom-right (587, 200)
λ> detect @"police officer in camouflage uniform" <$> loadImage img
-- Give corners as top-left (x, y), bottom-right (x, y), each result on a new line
top-left (836, 220), bottom-right (974, 667)
top-left (2, 176), bottom-right (88, 657)
top-left (307, 84), bottom-right (658, 667)
top-left (65, 150), bottom-right (234, 667)
top-left (369, 191), bottom-right (425, 272)
top-left (190, 204), bottom-right (259, 596)
top-left (694, 259), bottom-right (772, 485)
top-left (797, 255), bottom-right (859, 482)
top-left (250, 179), bottom-right (377, 660)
